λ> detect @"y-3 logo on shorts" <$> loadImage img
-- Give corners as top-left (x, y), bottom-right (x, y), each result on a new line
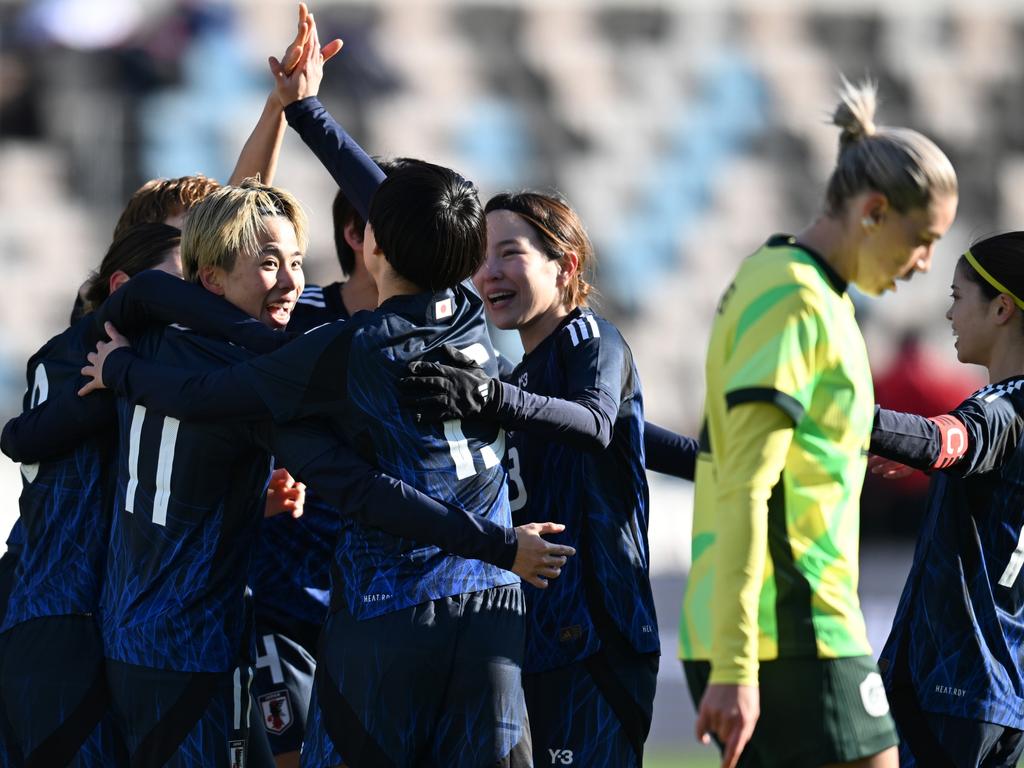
top-left (549, 749), bottom-right (574, 765)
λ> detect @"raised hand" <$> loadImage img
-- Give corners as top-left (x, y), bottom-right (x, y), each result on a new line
top-left (281, 4), bottom-right (343, 74)
top-left (270, 11), bottom-right (343, 108)
top-left (79, 321), bottom-right (130, 396)
top-left (512, 522), bottom-right (576, 589)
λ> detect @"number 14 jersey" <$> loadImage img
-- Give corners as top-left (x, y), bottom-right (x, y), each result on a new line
top-left (245, 282), bottom-right (518, 620)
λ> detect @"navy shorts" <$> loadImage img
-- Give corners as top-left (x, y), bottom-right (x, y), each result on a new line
top-left (302, 583), bottom-right (531, 768)
top-left (106, 658), bottom-right (253, 768)
top-left (0, 614), bottom-right (126, 767)
top-left (250, 618), bottom-right (317, 757)
top-left (524, 631), bottom-right (658, 768)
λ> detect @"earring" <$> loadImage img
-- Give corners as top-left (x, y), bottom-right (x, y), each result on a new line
top-left (862, 217), bottom-right (875, 230)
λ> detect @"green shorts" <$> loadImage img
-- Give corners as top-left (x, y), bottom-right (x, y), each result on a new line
top-left (683, 655), bottom-right (898, 768)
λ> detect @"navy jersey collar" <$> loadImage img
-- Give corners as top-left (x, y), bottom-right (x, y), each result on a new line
top-left (521, 307), bottom-right (587, 364)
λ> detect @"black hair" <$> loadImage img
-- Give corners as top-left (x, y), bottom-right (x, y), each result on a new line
top-left (367, 160), bottom-right (486, 290)
top-left (959, 232), bottom-right (1024, 300)
top-left (84, 223), bottom-right (181, 311)
top-left (958, 232), bottom-right (1024, 332)
top-left (332, 158), bottom-right (414, 277)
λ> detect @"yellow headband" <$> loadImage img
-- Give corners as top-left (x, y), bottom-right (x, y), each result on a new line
top-left (964, 249), bottom-right (1024, 311)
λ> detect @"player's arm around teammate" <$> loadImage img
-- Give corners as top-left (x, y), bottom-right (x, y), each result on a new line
top-left (688, 77), bottom-right (957, 768)
top-left (0, 224), bottom-right (183, 768)
top-left (867, 234), bottom-right (1024, 768)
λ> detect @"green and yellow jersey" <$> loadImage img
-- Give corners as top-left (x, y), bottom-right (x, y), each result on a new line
top-left (680, 235), bottom-right (874, 684)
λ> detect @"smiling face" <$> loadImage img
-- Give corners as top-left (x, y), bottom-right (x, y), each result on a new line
top-left (215, 216), bottom-right (304, 329)
top-left (473, 210), bottom-right (570, 347)
top-left (854, 193), bottom-right (958, 296)
top-left (946, 259), bottom-right (999, 366)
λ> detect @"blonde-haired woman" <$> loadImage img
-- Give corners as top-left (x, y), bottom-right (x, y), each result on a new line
top-left (681, 78), bottom-right (958, 768)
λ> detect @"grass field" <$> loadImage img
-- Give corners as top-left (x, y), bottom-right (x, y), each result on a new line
top-left (645, 751), bottom-right (719, 767)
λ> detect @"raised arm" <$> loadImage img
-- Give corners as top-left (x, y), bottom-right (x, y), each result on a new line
top-left (227, 4), bottom-right (342, 186)
top-left (227, 93), bottom-right (286, 186)
top-left (270, 17), bottom-right (383, 220)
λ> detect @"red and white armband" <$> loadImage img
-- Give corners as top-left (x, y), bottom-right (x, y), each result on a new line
top-left (928, 414), bottom-right (969, 469)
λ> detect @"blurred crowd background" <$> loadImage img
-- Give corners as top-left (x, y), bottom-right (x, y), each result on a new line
top-left (0, 0), bottom-right (1019, 758)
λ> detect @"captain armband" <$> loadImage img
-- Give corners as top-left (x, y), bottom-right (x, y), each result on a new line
top-left (929, 414), bottom-right (969, 469)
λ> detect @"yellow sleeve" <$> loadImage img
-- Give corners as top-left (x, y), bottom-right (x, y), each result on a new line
top-left (708, 401), bottom-right (793, 686)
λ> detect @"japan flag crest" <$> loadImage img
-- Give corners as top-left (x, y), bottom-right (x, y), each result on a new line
top-left (259, 690), bottom-right (293, 735)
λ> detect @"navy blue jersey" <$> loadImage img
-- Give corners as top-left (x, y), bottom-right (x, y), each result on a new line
top-left (507, 308), bottom-right (658, 673)
top-left (0, 520), bottom-right (25, 629)
top-left (246, 285), bottom-right (353, 627)
top-left (877, 377), bottom-right (1024, 729)
top-left (102, 325), bottom-right (272, 673)
top-left (246, 283), bottom-right (518, 619)
top-left (287, 281), bottom-right (348, 334)
top-left (0, 316), bottom-right (116, 633)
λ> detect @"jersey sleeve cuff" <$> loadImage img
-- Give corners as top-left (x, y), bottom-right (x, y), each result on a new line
top-left (725, 387), bottom-right (805, 425)
top-left (103, 347), bottom-right (136, 393)
top-left (283, 96), bottom-right (322, 124)
top-left (708, 661), bottom-right (759, 687)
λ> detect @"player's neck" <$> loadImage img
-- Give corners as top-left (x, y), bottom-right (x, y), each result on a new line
top-left (518, 304), bottom-right (571, 354)
top-left (795, 216), bottom-right (857, 285)
top-left (340, 269), bottom-right (378, 314)
top-left (375, 273), bottom-right (422, 306)
top-left (985, 335), bottom-right (1024, 384)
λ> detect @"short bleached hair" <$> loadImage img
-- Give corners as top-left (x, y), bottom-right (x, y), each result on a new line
top-left (181, 178), bottom-right (308, 282)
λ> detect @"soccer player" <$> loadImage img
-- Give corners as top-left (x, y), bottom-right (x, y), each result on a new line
top-left (399, 190), bottom-right (660, 767)
top-left (869, 233), bottom-right (1024, 766)
top-left (0, 223), bottom-right (183, 767)
top-left (94, 181), bottom-right (309, 768)
top-left (682, 77), bottom-right (958, 768)
top-left (248, 160), bottom-right (404, 768)
top-left (79, 25), bottom-right (574, 765)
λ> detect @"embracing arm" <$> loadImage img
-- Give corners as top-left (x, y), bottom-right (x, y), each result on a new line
top-left (96, 347), bottom-right (269, 422)
top-left (95, 271), bottom-right (293, 354)
top-left (643, 421), bottom-right (699, 480)
top-left (871, 394), bottom-right (1024, 476)
top-left (2, 380), bottom-right (114, 463)
top-left (272, 421), bottom-right (518, 568)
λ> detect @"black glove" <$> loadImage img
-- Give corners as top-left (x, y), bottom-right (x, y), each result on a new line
top-left (399, 344), bottom-right (500, 422)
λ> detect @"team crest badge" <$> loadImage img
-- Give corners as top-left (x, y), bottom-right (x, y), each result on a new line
top-left (260, 690), bottom-right (294, 735)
